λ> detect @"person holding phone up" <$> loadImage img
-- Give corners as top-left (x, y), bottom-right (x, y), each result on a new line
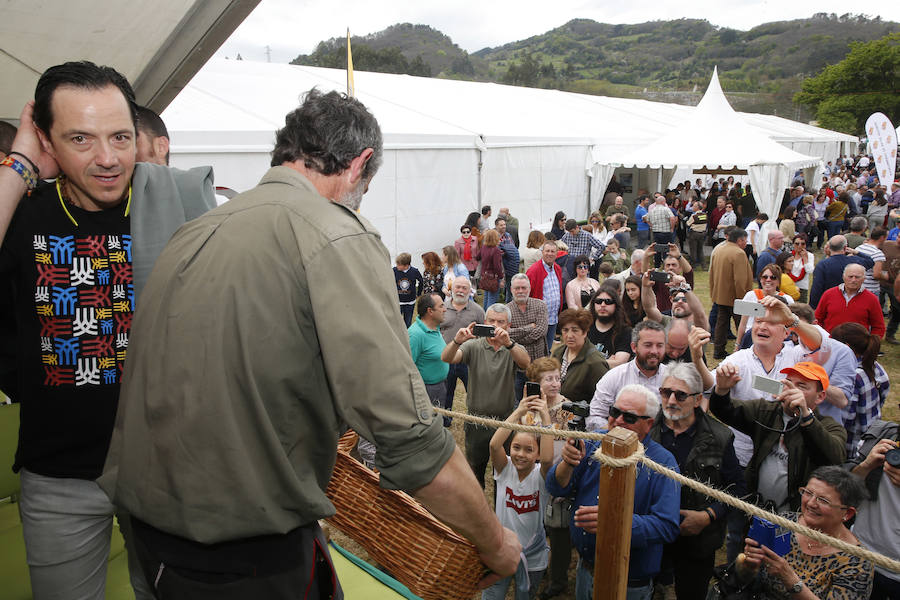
top-left (442, 304), bottom-right (531, 488)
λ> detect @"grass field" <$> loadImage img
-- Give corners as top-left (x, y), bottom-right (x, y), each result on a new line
top-left (329, 257), bottom-right (899, 599)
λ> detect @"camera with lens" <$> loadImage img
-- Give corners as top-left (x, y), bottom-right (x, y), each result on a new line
top-left (561, 400), bottom-right (590, 432)
top-left (885, 447), bottom-right (900, 468)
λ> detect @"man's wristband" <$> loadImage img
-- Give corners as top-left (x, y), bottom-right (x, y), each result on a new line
top-left (8, 151), bottom-right (40, 177)
top-left (800, 410), bottom-right (815, 424)
top-left (1, 155), bottom-right (37, 190)
top-left (705, 507), bottom-right (716, 521)
top-left (506, 342), bottom-right (516, 350)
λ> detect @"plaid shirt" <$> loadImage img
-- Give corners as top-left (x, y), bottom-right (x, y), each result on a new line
top-left (542, 262), bottom-right (561, 324)
top-left (647, 203), bottom-right (675, 232)
top-left (506, 298), bottom-right (549, 361)
top-left (844, 360), bottom-right (890, 460)
top-left (561, 229), bottom-right (604, 258)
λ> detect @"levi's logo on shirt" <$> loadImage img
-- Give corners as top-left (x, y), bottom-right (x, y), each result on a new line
top-left (505, 487), bottom-right (540, 514)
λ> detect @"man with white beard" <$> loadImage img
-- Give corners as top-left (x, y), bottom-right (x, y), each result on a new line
top-left (649, 362), bottom-right (743, 599)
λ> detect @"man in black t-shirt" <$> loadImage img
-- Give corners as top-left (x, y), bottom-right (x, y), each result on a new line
top-left (0, 62), bottom-right (212, 600)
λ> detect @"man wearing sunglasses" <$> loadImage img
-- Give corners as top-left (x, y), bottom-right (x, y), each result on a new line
top-left (547, 384), bottom-right (680, 600)
top-left (649, 363), bottom-right (743, 599)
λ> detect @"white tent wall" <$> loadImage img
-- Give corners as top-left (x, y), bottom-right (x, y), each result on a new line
top-left (367, 148), bottom-right (480, 264)
top-left (481, 145), bottom-right (590, 231)
top-left (748, 164), bottom-right (792, 254)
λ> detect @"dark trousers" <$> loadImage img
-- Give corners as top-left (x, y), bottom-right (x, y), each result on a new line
top-left (652, 232), bottom-right (673, 268)
top-left (464, 421), bottom-right (496, 488)
top-left (132, 520), bottom-right (341, 600)
top-left (514, 370), bottom-right (527, 404)
top-left (713, 304), bottom-right (738, 357)
top-left (687, 230), bottom-right (706, 268)
top-left (545, 525), bottom-right (573, 594)
top-left (871, 570), bottom-right (900, 600)
top-left (660, 544), bottom-right (715, 599)
top-left (399, 304), bottom-right (414, 328)
top-left (443, 363), bottom-right (469, 426)
top-left (884, 286), bottom-right (900, 338)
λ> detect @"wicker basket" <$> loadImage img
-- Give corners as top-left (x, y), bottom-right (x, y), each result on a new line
top-left (326, 431), bottom-right (484, 600)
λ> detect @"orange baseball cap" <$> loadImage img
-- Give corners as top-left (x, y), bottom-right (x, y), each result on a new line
top-left (780, 362), bottom-right (829, 390)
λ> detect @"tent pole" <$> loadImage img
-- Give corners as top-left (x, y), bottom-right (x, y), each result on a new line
top-left (477, 146), bottom-right (484, 211)
top-left (656, 168), bottom-right (662, 193)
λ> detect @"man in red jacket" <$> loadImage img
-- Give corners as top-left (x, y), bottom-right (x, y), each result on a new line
top-left (815, 263), bottom-right (886, 337)
top-left (526, 241), bottom-right (563, 352)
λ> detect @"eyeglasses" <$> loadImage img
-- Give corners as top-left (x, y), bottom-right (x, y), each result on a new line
top-left (576, 264), bottom-right (590, 270)
top-left (609, 405), bottom-right (652, 424)
top-left (659, 388), bottom-right (694, 402)
top-left (671, 295), bottom-right (687, 303)
top-left (594, 297), bottom-right (616, 305)
top-left (461, 230), bottom-right (471, 234)
top-left (590, 220), bottom-right (600, 224)
top-left (798, 487), bottom-right (848, 510)
top-left (759, 275), bottom-right (777, 280)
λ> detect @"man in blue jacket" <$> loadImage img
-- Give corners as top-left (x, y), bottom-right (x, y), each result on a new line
top-left (547, 384), bottom-right (681, 600)
top-left (809, 235), bottom-right (874, 308)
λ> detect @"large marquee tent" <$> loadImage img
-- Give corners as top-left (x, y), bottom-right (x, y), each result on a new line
top-left (162, 59), bottom-right (856, 263)
top-left (613, 68), bottom-right (822, 253)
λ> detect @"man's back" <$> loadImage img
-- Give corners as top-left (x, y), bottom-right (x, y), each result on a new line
top-left (101, 167), bottom-right (454, 544)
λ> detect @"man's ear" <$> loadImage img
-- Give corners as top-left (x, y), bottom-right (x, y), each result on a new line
top-left (347, 148), bottom-right (374, 185)
top-left (36, 126), bottom-right (55, 160)
top-left (154, 136), bottom-right (170, 161)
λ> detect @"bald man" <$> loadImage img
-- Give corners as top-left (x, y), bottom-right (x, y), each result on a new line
top-left (814, 263), bottom-right (886, 336)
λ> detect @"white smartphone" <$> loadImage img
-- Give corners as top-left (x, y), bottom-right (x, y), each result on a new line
top-left (734, 299), bottom-right (766, 318)
top-left (752, 374), bottom-right (783, 397)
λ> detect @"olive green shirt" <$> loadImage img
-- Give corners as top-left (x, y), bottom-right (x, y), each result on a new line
top-left (100, 166), bottom-right (455, 543)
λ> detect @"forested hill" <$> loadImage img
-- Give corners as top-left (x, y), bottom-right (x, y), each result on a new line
top-left (289, 14), bottom-right (899, 118)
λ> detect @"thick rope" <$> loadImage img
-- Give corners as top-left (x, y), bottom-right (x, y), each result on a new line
top-left (435, 407), bottom-right (900, 573)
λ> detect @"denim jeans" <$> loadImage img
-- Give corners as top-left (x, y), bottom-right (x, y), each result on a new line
top-left (444, 363), bottom-right (468, 425)
top-left (482, 569), bottom-right (545, 600)
top-left (637, 229), bottom-right (650, 249)
top-left (483, 289), bottom-right (500, 310)
top-left (19, 469), bottom-right (152, 600)
top-left (575, 559), bottom-right (652, 600)
top-left (546, 323), bottom-right (557, 354)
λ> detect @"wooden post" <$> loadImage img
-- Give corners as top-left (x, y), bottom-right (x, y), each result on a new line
top-left (593, 426), bottom-right (639, 600)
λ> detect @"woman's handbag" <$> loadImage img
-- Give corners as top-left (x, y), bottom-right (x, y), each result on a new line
top-left (479, 270), bottom-right (499, 292)
top-left (543, 497), bottom-right (573, 528)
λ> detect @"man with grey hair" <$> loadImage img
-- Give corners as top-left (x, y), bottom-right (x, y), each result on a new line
top-left (547, 383), bottom-right (680, 600)
top-left (587, 320), bottom-right (668, 430)
top-left (609, 248), bottom-right (645, 286)
top-left (809, 234), bottom-right (875, 307)
top-left (650, 363), bottom-right (743, 599)
top-left (506, 273), bottom-right (548, 400)
top-left (439, 276), bottom-right (484, 424)
top-left (442, 303), bottom-right (530, 488)
top-left (101, 89), bottom-right (522, 595)
top-left (845, 216), bottom-right (868, 249)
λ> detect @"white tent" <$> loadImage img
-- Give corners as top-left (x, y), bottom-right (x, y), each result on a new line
top-left (163, 59), bottom-right (854, 263)
top-left (0, 0), bottom-right (260, 120)
top-left (616, 68), bottom-right (822, 253)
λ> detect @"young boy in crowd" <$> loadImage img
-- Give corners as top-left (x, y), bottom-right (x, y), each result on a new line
top-left (394, 253), bottom-right (423, 327)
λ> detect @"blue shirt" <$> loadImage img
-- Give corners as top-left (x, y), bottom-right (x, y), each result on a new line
top-left (635, 205), bottom-right (650, 231)
top-left (542, 261), bottom-right (561, 324)
top-left (546, 435), bottom-right (681, 580)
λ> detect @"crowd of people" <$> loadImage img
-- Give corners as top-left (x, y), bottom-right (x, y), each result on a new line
top-left (394, 161), bottom-right (899, 599)
top-left (1, 58), bottom-right (899, 600)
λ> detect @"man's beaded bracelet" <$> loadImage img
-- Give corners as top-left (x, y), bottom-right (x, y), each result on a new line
top-left (1, 155), bottom-right (38, 190)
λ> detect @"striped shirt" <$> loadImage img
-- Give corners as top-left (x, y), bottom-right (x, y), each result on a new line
top-left (647, 203), bottom-right (674, 233)
top-left (844, 360), bottom-right (889, 461)
top-left (855, 242), bottom-right (885, 296)
top-left (542, 261), bottom-right (561, 324)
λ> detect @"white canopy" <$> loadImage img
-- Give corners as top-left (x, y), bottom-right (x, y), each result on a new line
top-left (0, 0), bottom-right (259, 121)
top-left (163, 59), bottom-right (854, 263)
top-left (617, 68), bottom-right (822, 253)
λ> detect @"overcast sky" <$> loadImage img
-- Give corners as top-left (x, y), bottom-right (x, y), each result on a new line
top-left (217, 0), bottom-right (900, 64)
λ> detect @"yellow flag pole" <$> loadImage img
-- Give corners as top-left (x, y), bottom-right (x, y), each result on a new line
top-left (346, 28), bottom-right (355, 98)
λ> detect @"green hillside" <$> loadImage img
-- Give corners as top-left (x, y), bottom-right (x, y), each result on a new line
top-left (289, 13), bottom-right (899, 119)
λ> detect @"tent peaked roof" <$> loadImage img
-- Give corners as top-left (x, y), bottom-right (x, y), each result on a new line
top-left (618, 68), bottom-right (820, 170)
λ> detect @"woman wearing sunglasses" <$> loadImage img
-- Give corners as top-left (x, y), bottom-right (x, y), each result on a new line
top-left (564, 254), bottom-right (601, 309)
top-left (790, 233), bottom-right (815, 304)
top-left (741, 466), bottom-right (874, 599)
top-left (550, 308), bottom-right (609, 405)
top-left (735, 263), bottom-right (794, 349)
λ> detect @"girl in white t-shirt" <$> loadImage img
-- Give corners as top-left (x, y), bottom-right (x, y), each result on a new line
top-left (483, 398), bottom-right (554, 600)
